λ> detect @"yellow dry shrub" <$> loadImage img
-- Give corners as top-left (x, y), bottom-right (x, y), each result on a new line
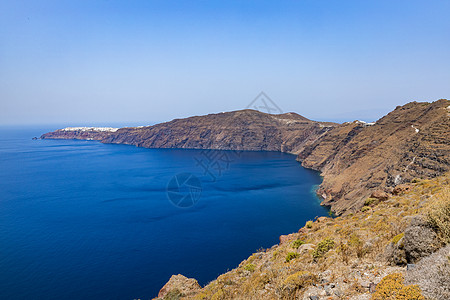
top-left (391, 232), bottom-right (404, 244)
top-left (211, 288), bottom-right (225, 300)
top-left (241, 272), bottom-right (270, 294)
top-left (371, 273), bottom-right (425, 300)
top-left (283, 271), bottom-right (317, 288)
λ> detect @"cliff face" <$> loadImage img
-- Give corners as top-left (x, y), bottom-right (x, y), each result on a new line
top-left (298, 99), bottom-right (450, 214)
top-left (101, 110), bottom-right (336, 153)
top-left (40, 100), bottom-right (450, 215)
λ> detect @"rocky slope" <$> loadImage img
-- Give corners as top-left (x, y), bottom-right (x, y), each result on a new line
top-left (40, 99), bottom-right (450, 215)
top-left (156, 174), bottom-right (450, 300)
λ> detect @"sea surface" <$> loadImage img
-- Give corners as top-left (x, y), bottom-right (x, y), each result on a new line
top-left (0, 126), bottom-right (328, 299)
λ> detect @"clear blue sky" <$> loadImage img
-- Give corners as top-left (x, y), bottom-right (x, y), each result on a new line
top-left (1, 0), bottom-right (449, 125)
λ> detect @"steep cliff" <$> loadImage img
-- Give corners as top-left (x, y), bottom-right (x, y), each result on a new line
top-left (101, 110), bottom-right (336, 153)
top-left (298, 99), bottom-right (450, 214)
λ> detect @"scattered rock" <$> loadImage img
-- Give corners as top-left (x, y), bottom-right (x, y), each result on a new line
top-left (369, 282), bottom-right (377, 293)
top-left (407, 264), bottom-right (416, 270)
top-left (279, 233), bottom-right (297, 245)
top-left (297, 243), bottom-right (316, 254)
top-left (392, 184), bottom-right (411, 195)
top-left (298, 227), bottom-right (308, 234)
top-left (359, 280), bottom-right (370, 288)
top-left (334, 288), bottom-right (343, 297)
top-left (158, 274), bottom-right (201, 298)
top-left (316, 216), bottom-right (330, 223)
top-left (370, 190), bottom-right (389, 201)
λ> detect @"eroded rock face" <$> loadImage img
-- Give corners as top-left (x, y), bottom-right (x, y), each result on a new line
top-left (157, 274), bottom-right (201, 299)
top-left (298, 99), bottom-right (450, 215)
top-left (101, 110), bottom-right (335, 153)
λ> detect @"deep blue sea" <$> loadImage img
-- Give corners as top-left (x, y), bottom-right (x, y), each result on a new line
top-left (0, 126), bottom-right (328, 300)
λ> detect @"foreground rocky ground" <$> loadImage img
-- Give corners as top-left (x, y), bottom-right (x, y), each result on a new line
top-left (156, 174), bottom-right (450, 300)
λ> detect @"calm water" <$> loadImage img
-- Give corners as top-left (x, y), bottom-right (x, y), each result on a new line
top-left (0, 126), bottom-right (327, 299)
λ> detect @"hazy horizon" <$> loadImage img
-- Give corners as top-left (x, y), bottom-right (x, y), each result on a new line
top-left (1, 1), bottom-right (450, 125)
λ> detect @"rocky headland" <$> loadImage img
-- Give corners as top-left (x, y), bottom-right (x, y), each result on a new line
top-left (41, 127), bottom-right (119, 140)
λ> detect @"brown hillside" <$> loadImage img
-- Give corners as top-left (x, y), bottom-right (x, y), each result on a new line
top-left (298, 99), bottom-right (450, 214)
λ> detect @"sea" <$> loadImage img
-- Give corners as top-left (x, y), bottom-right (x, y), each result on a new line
top-left (0, 125), bottom-right (328, 299)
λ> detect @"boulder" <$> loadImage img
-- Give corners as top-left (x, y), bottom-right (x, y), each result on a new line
top-left (297, 244), bottom-right (316, 254)
top-left (158, 274), bottom-right (201, 298)
top-left (370, 190), bottom-right (389, 201)
top-left (384, 236), bottom-right (407, 266)
top-left (403, 216), bottom-right (441, 263)
top-left (369, 282), bottom-right (377, 293)
top-left (405, 244), bottom-right (450, 300)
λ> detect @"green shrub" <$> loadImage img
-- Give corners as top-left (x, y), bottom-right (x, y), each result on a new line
top-left (305, 220), bottom-right (313, 228)
top-left (312, 238), bottom-right (335, 259)
top-left (361, 206), bottom-right (370, 212)
top-left (243, 263), bottom-right (256, 272)
top-left (285, 252), bottom-right (300, 262)
top-left (291, 239), bottom-right (305, 249)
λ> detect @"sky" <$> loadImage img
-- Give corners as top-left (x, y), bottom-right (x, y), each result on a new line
top-left (1, 0), bottom-right (449, 126)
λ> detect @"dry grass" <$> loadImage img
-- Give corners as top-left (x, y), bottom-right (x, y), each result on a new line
top-left (427, 187), bottom-right (450, 244)
top-left (182, 174), bottom-right (449, 300)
